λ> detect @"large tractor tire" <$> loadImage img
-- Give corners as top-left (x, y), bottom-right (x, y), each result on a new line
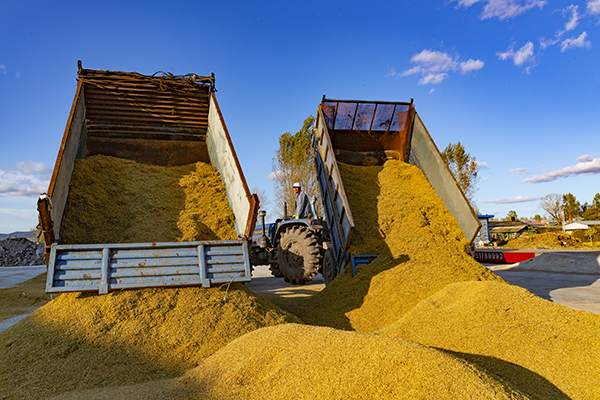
top-left (274, 225), bottom-right (321, 284)
top-left (322, 248), bottom-right (338, 286)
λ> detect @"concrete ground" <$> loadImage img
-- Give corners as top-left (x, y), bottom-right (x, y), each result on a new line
top-left (0, 265), bottom-right (46, 289)
top-left (487, 263), bottom-right (600, 314)
top-left (246, 265), bottom-right (325, 296)
top-left (0, 265), bottom-right (47, 333)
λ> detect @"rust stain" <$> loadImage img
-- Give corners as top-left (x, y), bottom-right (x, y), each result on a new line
top-left (83, 274), bottom-right (91, 279)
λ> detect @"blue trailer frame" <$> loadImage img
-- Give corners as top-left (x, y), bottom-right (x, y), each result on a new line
top-left (46, 240), bottom-right (252, 294)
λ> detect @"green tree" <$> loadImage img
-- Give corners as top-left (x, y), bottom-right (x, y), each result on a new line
top-left (505, 210), bottom-right (518, 221)
top-left (582, 193), bottom-right (600, 220)
top-left (533, 214), bottom-right (542, 222)
top-left (441, 142), bottom-right (479, 208)
top-left (271, 115), bottom-right (320, 218)
top-left (562, 193), bottom-right (581, 221)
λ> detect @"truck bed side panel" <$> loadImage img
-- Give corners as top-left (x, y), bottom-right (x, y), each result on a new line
top-left (47, 80), bottom-right (86, 241)
top-left (314, 107), bottom-right (354, 270)
top-left (409, 113), bottom-right (481, 242)
top-left (207, 94), bottom-right (258, 239)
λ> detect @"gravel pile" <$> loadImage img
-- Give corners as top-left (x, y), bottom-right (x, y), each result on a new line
top-left (0, 237), bottom-right (44, 267)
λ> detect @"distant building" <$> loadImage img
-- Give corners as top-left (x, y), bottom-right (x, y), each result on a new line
top-left (488, 221), bottom-right (535, 241)
top-left (564, 221), bottom-right (600, 232)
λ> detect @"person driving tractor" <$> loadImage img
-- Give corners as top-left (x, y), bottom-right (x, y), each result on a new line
top-left (292, 182), bottom-right (310, 219)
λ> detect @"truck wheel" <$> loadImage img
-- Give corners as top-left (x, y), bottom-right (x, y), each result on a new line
top-left (322, 248), bottom-right (338, 286)
top-left (275, 226), bottom-right (321, 284)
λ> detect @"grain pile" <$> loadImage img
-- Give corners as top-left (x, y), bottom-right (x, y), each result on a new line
top-left (0, 284), bottom-right (300, 399)
top-left (380, 281), bottom-right (600, 400)
top-left (3, 155), bottom-right (600, 399)
top-left (506, 232), bottom-right (582, 249)
top-left (0, 154), bottom-right (275, 399)
top-left (264, 160), bottom-right (501, 331)
top-left (52, 324), bottom-right (533, 400)
top-left (60, 155), bottom-right (237, 244)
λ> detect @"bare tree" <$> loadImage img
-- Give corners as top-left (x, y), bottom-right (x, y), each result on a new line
top-left (539, 193), bottom-right (563, 226)
top-left (252, 186), bottom-right (272, 213)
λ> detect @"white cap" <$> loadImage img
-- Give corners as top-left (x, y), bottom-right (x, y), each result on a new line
top-left (292, 182), bottom-right (301, 188)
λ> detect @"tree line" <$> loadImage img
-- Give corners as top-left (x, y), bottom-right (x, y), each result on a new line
top-left (539, 192), bottom-right (600, 224)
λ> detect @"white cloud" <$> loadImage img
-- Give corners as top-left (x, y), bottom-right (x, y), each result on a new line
top-left (483, 175), bottom-right (491, 181)
top-left (457, 0), bottom-right (482, 6)
top-left (429, 88), bottom-right (436, 94)
top-left (419, 73), bottom-right (448, 85)
top-left (513, 42), bottom-right (535, 65)
top-left (577, 154), bottom-right (597, 162)
top-left (403, 50), bottom-right (458, 75)
top-left (0, 162), bottom-right (51, 197)
top-left (535, 164), bottom-right (547, 169)
top-left (476, 161), bottom-right (488, 169)
top-left (460, 59), bottom-right (485, 74)
top-left (16, 161), bottom-right (51, 175)
top-left (521, 157), bottom-right (600, 183)
top-left (588, 0), bottom-right (600, 15)
top-left (497, 41), bottom-right (536, 72)
top-left (560, 31), bottom-right (591, 51)
top-left (266, 171), bottom-right (283, 181)
top-left (509, 167), bottom-right (530, 174)
top-left (541, 5), bottom-right (592, 53)
top-left (455, 0), bottom-right (546, 20)
top-left (481, 195), bottom-right (543, 204)
top-left (563, 5), bottom-right (580, 31)
top-left (0, 65), bottom-right (6, 74)
top-left (400, 49), bottom-right (483, 85)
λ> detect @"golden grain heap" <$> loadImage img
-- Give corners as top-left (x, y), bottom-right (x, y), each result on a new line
top-left (0, 284), bottom-right (301, 399)
top-left (506, 231), bottom-right (583, 249)
top-left (2, 156), bottom-right (600, 400)
top-left (265, 160), bottom-right (501, 331)
top-left (60, 155), bottom-right (237, 244)
top-left (0, 154), bottom-right (298, 399)
top-left (50, 324), bottom-right (534, 400)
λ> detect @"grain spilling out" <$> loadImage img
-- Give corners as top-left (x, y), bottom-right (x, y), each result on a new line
top-left (60, 155), bottom-right (237, 244)
top-left (2, 140), bottom-right (599, 397)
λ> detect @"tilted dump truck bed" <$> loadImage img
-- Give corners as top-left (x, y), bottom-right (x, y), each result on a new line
top-left (41, 65), bottom-right (258, 294)
top-left (313, 98), bottom-right (480, 272)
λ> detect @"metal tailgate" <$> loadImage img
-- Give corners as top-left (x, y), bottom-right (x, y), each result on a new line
top-left (46, 239), bottom-right (251, 294)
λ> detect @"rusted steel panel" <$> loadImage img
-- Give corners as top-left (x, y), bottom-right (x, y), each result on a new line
top-left (80, 69), bottom-right (211, 130)
top-left (46, 240), bottom-right (251, 294)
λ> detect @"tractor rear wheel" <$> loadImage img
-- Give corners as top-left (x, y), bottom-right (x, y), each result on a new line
top-left (274, 225), bottom-right (321, 284)
top-left (322, 248), bottom-right (338, 286)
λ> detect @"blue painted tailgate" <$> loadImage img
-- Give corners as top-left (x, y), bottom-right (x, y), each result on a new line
top-left (46, 240), bottom-right (251, 294)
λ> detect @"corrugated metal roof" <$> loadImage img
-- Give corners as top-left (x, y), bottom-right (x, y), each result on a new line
top-left (79, 68), bottom-right (214, 131)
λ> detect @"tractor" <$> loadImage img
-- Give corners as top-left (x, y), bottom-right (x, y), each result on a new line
top-left (250, 197), bottom-right (333, 284)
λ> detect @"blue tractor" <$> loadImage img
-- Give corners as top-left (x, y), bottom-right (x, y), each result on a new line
top-left (250, 198), bottom-right (331, 284)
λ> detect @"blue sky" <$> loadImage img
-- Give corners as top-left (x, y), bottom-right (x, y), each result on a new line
top-left (1, 0), bottom-right (599, 233)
